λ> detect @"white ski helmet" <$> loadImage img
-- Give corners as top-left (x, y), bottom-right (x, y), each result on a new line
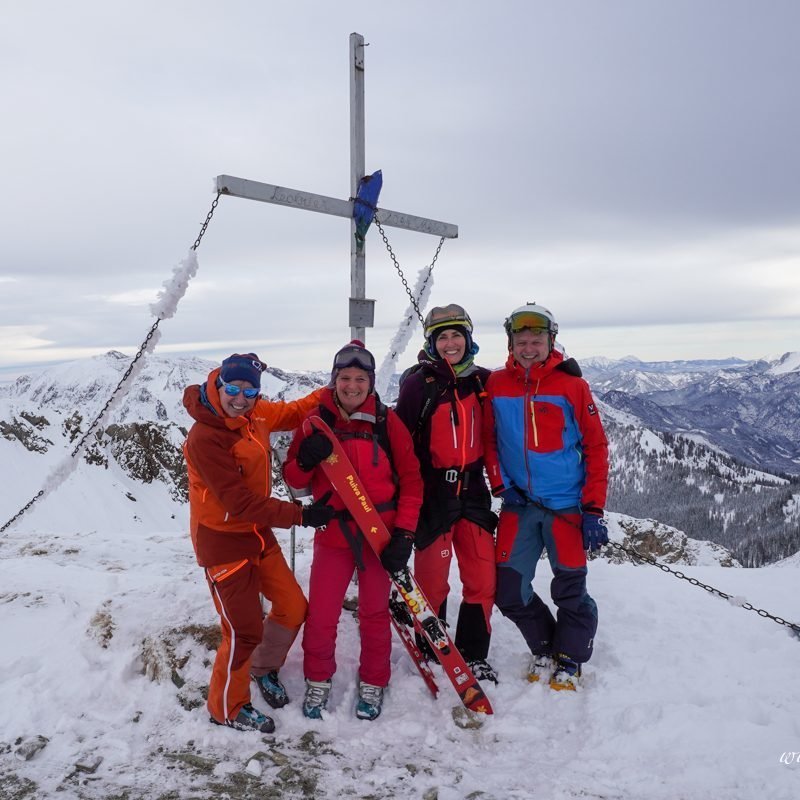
top-left (504, 303), bottom-right (558, 352)
top-left (504, 303), bottom-right (558, 336)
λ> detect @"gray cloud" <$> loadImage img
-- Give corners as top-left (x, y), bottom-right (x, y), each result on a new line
top-left (1, 0), bottom-right (799, 374)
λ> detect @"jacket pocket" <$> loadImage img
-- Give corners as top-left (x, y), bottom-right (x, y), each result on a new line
top-left (527, 400), bottom-right (565, 453)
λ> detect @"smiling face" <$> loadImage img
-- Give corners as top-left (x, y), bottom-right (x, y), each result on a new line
top-left (511, 328), bottom-right (551, 368)
top-left (335, 367), bottom-right (371, 413)
top-left (434, 328), bottom-right (467, 365)
top-left (219, 379), bottom-right (258, 418)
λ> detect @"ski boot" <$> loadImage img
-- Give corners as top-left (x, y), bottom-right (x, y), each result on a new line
top-left (210, 703), bottom-right (275, 733)
top-left (252, 671), bottom-right (289, 709)
top-left (527, 653), bottom-right (555, 684)
top-left (549, 654), bottom-right (582, 691)
top-left (302, 679), bottom-right (332, 719)
top-left (467, 658), bottom-right (499, 685)
top-left (355, 681), bottom-right (384, 721)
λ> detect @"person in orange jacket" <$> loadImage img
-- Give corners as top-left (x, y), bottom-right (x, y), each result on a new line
top-left (183, 353), bottom-right (335, 733)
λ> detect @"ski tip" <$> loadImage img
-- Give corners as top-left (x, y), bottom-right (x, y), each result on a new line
top-left (462, 687), bottom-right (493, 716)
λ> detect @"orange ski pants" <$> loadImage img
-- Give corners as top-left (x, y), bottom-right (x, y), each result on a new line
top-left (205, 542), bottom-right (307, 724)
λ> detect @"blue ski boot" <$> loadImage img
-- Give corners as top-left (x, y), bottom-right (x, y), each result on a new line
top-left (210, 703), bottom-right (275, 733)
top-left (355, 681), bottom-right (384, 721)
top-left (302, 679), bottom-right (331, 720)
top-left (252, 671), bottom-right (289, 708)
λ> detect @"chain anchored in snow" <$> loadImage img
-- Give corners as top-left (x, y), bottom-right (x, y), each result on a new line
top-left (603, 540), bottom-right (800, 637)
top-left (0, 192), bottom-right (223, 535)
top-left (527, 500), bottom-right (800, 639)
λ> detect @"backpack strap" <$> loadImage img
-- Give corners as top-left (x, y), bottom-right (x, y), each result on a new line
top-left (317, 399), bottom-right (398, 482)
top-left (414, 374), bottom-right (445, 440)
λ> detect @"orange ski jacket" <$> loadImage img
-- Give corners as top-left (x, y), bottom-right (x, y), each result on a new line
top-left (183, 367), bottom-right (323, 567)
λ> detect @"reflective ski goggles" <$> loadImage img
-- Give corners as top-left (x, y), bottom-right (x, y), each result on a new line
top-left (333, 347), bottom-right (375, 372)
top-left (506, 311), bottom-right (554, 334)
top-left (220, 380), bottom-right (260, 399)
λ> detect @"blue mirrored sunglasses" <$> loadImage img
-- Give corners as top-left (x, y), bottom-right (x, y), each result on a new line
top-left (221, 380), bottom-right (260, 399)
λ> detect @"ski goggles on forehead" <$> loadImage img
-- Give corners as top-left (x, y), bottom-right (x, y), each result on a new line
top-left (333, 348), bottom-right (375, 372)
top-left (220, 380), bottom-right (260, 399)
top-left (507, 312), bottom-right (552, 334)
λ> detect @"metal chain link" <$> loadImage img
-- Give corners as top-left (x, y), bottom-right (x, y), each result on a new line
top-left (68, 320), bottom-right (162, 459)
top-left (373, 215), bottom-right (445, 326)
top-left (192, 191), bottom-right (220, 251)
top-left (530, 500), bottom-right (800, 638)
top-left (604, 540), bottom-right (800, 636)
top-left (1, 193), bottom-right (222, 534)
top-left (0, 491), bottom-right (45, 533)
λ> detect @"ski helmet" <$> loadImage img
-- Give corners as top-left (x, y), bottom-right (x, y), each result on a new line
top-left (504, 303), bottom-right (558, 349)
top-left (423, 303), bottom-right (474, 354)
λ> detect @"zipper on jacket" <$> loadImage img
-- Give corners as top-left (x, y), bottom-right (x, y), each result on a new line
top-left (522, 370), bottom-right (533, 496)
top-left (245, 421), bottom-right (271, 497)
top-left (470, 405), bottom-right (475, 449)
top-left (455, 394), bottom-right (468, 471)
top-left (529, 378), bottom-right (541, 449)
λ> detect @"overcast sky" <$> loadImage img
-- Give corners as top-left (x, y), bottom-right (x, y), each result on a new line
top-left (1, 0), bottom-right (798, 379)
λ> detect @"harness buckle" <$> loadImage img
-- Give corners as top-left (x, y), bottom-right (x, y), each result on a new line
top-left (444, 469), bottom-right (459, 484)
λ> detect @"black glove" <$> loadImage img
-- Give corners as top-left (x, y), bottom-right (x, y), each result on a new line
top-left (297, 431), bottom-right (334, 471)
top-left (302, 491), bottom-right (335, 528)
top-left (380, 529), bottom-right (414, 574)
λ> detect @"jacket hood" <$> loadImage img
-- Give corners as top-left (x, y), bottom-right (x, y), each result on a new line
top-left (182, 367), bottom-right (251, 431)
top-left (504, 349), bottom-right (583, 380)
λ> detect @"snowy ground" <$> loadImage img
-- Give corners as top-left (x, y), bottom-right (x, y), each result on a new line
top-left (1, 502), bottom-right (799, 799)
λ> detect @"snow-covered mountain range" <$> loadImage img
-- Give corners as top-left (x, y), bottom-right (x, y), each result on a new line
top-left (1, 350), bottom-right (798, 566)
top-left (583, 352), bottom-right (800, 476)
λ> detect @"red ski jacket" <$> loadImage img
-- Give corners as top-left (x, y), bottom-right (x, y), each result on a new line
top-left (284, 389), bottom-right (423, 548)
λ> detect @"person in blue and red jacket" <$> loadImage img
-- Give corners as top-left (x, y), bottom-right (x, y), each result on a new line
top-left (483, 304), bottom-right (609, 691)
top-left (395, 304), bottom-right (498, 684)
top-left (284, 340), bottom-right (423, 722)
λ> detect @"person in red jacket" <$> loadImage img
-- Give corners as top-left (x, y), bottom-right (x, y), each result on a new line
top-left (183, 353), bottom-right (335, 733)
top-left (284, 340), bottom-right (423, 721)
top-left (395, 304), bottom-right (498, 684)
top-left (483, 305), bottom-right (609, 691)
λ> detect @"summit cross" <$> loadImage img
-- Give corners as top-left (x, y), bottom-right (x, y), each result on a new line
top-left (215, 32), bottom-right (458, 342)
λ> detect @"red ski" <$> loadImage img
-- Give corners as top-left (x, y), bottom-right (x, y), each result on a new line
top-left (302, 415), bottom-right (493, 715)
top-left (389, 590), bottom-right (440, 699)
